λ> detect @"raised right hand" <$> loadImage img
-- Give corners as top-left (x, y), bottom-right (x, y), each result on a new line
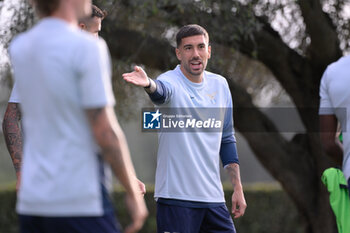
top-left (122, 66), bottom-right (150, 87)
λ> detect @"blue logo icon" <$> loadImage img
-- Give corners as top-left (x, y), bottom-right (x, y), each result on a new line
top-left (143, 109), bottom-right (162, 129)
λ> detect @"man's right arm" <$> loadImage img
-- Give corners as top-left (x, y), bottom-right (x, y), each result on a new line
top-left (85, 107), bottom-right (148, 233)
top-left (2, 103), bottom-right (22, 183)
top-left (123, 66), bottom-right (170, 105)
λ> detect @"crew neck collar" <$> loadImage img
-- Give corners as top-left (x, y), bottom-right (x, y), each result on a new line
top-left (176, 65), bottom-right (206, 89)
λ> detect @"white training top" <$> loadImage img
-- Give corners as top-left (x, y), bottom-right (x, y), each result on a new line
top-left (319, 55), bottom-right (350, 181)
top-left (9, 17), bottom-right (115, 216)
top-left (154, 65), bottom-right (236, 203)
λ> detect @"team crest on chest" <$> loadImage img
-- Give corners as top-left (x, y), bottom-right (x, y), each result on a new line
top-left (206, 92), bottom-right (217, 104)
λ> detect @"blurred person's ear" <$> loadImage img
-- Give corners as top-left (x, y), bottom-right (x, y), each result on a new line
top-left (79, 23), bottom-right (87, 30)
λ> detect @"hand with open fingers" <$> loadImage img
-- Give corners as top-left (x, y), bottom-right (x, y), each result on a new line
top-left (124, 193), bottom-right (148, 233)
top-left (122, 66), bottom-right (150, 87)
top-left (231, 189), bottom-right (247, 219)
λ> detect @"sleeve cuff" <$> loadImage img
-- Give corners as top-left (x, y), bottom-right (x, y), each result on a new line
top-left (220, 141), bottom-right (239, 167)
top-left (148, 80), bottom-right (168, 105)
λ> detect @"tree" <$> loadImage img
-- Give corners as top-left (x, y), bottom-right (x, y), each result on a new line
top-left (96, 0), bottom-right (347, 232)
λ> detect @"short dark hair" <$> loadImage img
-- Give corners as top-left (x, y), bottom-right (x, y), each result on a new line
top-left (32, 0), bottom-right (60, 16)
top-left (79, 5), bottom-right (107, 24)
top-left (176, 24), bottom-right (209, 48)
top-left (91, 5), bottom-right (107, 19)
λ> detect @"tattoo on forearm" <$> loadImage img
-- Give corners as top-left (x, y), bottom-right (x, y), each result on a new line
top-left (225, 163), bottom-right (240, 190)
top-left (2, 103), bottom-right (23, 173)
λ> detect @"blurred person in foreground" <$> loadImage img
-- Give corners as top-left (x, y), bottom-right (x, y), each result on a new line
top-left (3, 2), bottom-right (146, 196)
top-left (123, 24), bottom-right (246, 233)
top-left (3, 3), bottom-right (147, 195)
top-left (3, 3), bottom-right (146, 195)
top-left (4, 0), bottom-right (147, 232)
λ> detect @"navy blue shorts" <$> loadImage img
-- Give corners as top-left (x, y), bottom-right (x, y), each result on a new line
top-left (157, 202), bottom-right (236, 233)
top-left (19, 211), bottom-right (121, 233)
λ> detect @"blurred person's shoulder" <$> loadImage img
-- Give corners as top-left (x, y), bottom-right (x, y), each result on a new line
top-left (72, 29), bottom-right (109, 59)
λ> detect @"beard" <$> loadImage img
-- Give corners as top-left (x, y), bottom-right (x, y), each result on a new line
top-left (183, 59), bottom-right (206, 77)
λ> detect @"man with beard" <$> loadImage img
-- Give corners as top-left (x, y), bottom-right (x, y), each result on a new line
top-left (123, 24), bottom-right (246, 233)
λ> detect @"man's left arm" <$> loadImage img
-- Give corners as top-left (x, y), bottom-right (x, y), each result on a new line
top-left (225, 163), bottom-right (247, 218)
top-left (220, 138), bottom-right (247, 218)
top-left (220, 86), bottom-right (246, 218)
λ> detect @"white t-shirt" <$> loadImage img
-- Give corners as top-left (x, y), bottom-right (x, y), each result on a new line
top-left (9, 17), bottom-right (115, 216)
top-left (319, 55), bottom-right (350, 181)
top-left (154, 65), bottom-right (236, 203)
